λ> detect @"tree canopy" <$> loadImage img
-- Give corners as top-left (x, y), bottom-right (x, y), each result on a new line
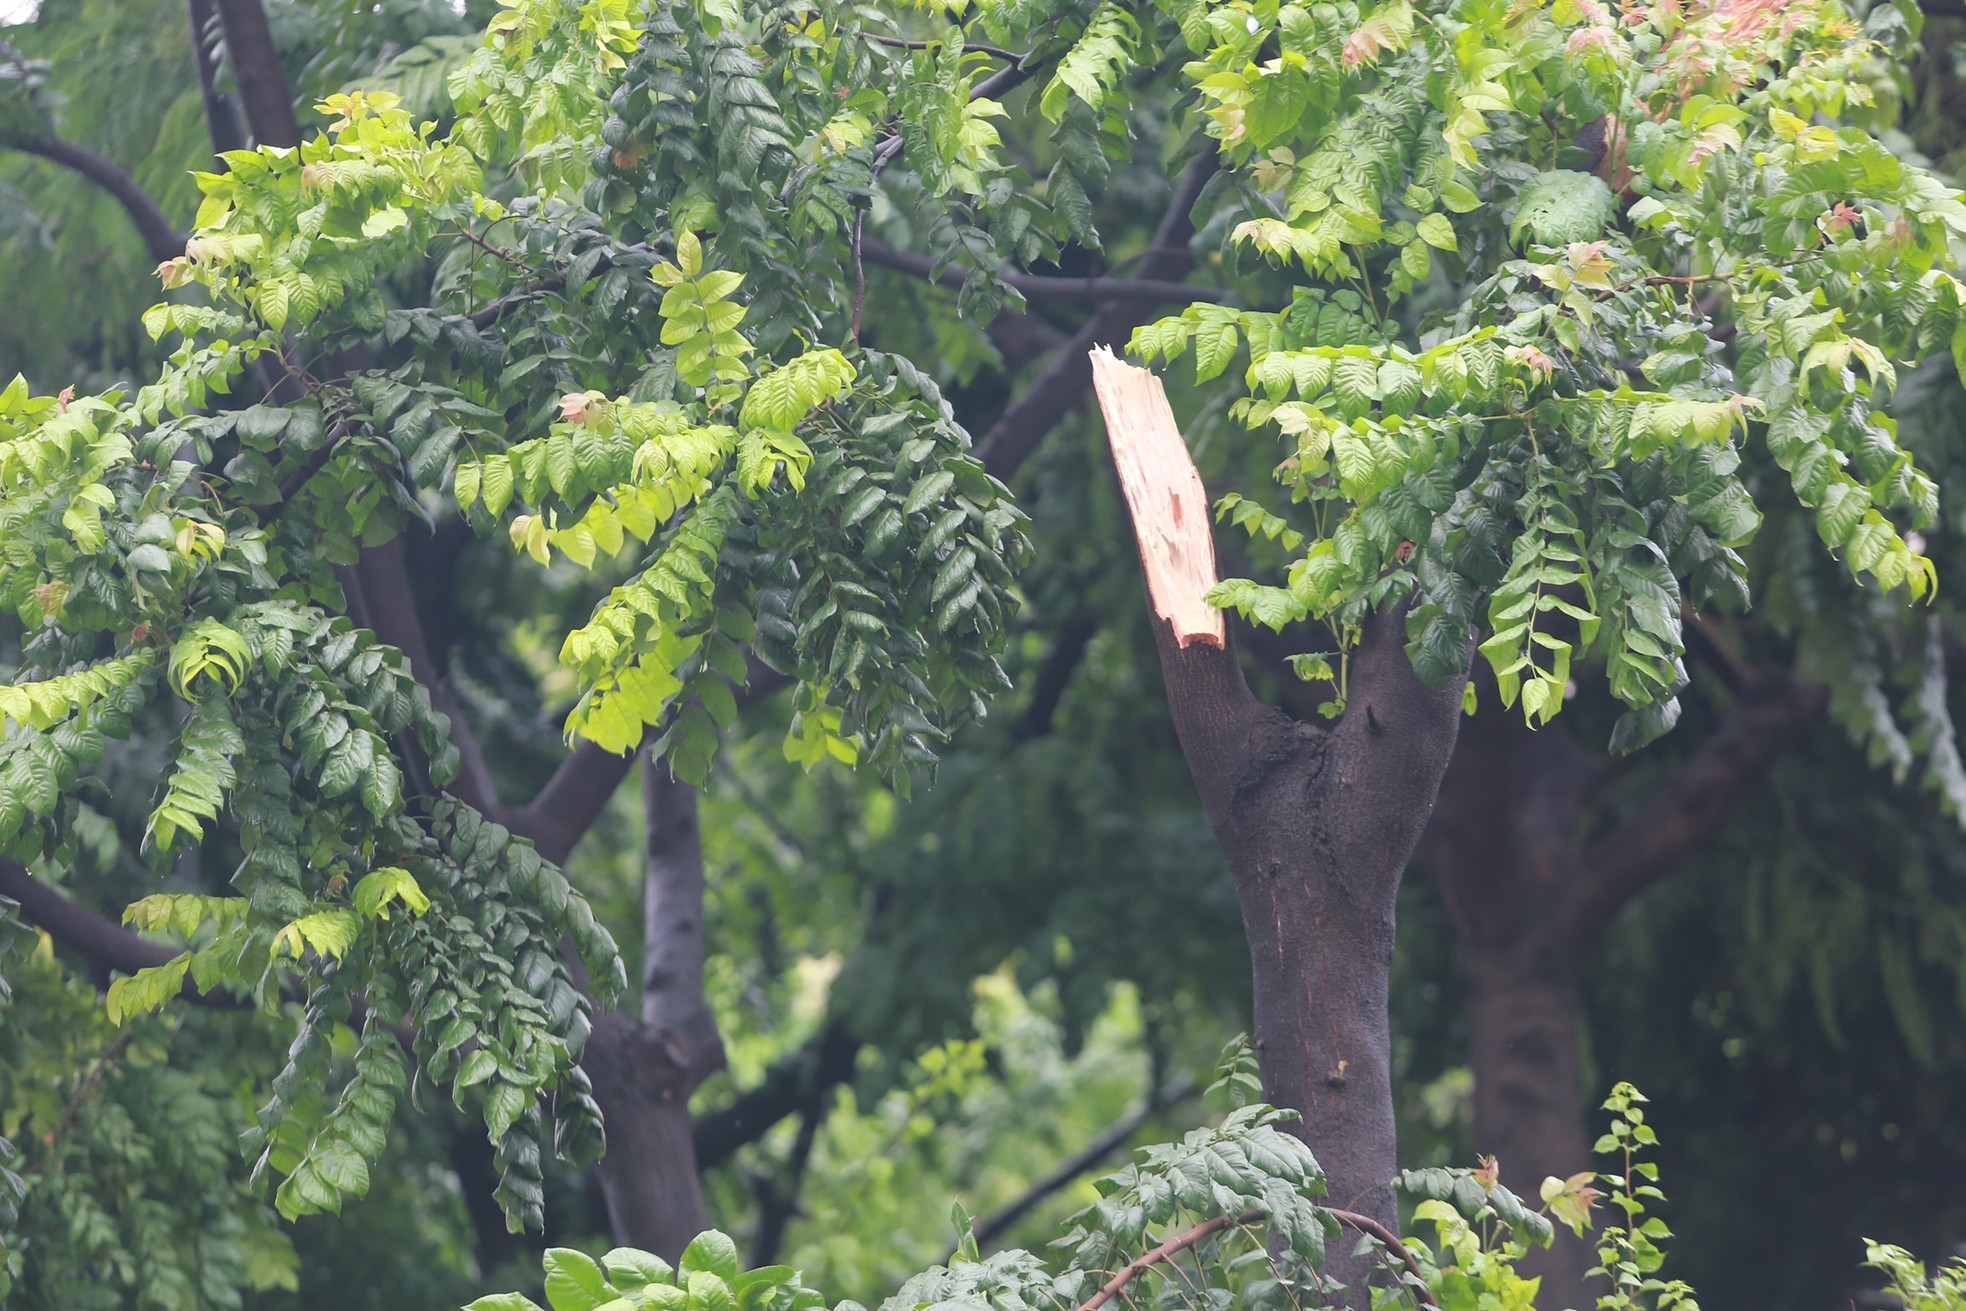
top-left (5, 0), bottom-right (1966, 1307)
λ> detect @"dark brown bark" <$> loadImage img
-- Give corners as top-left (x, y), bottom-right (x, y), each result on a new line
top-left (1176, 614), bottom-right (1465, 1233)
top-left (1096, 350), bottom-right (1468, 1293)
top-left (0, 859), bottom-right (231, 1002)
top-left (692, 1021), bottom-right (859, 1171)
top-left (587, 765), bottom-right (725, 1261)
top-left (1419, 674), bottom-right (1826, 1309)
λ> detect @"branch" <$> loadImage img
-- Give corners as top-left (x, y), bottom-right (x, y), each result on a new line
top-left (1326, 1208), bottom-right (1440, 1309)
top-left (2, 859), bottom-right (415, 1047)
top-left (1078, 1210), bottom-right (1261, 1311)
top-left (495, 171), bottom-right (1189, 870)
top-left (862, 31), bottom-right (1023, 61)
top-left (860, 236), bottom-right (1227, 306)
top-left (211, 0), bottom-right (301, 148)
top-left (748, 1090), bottom-right (824, 1266)
top-left (1090, 348), bottom-right (1225, 651)
top-left (1326, 602), bottom-right (1472, 884)
top-left (1563, 671), bottom-right (1826, 944)
top-left (872, 58), bottom-right (1042, 170)
top-left (1075, 1205), bottom-right (1439, 1311)
top-left (352, 537), bottom-right (503, 819)
top-left (975, 154), bottom-right (1218, 479)
top-left (693, 1021), bottom-right (859, 1171)
top-left (8, 136), bottom-right (185, 264)
top-left (973, 1074), bottom-right (1194, 1246)
top-left (2, 859), bottom-right (252, 1009)
top-left (1089, 343), bottom-right (1268, 812)
top-left (275, 418), bottom-right (355, 504)
top-left (34, 1028), bottom-right (139, 1160)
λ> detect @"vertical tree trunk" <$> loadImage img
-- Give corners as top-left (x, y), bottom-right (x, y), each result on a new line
top-left (1421, 679), bottom-right (1825, 1309)
top-left (1095, 353), bottom-right (1467, 1296)
top-left (184, 0), bottom-right (249, 158)
top-left (588, 765), bottom-right (725, 1261)
top-left (1464, 961), bottom-right (1596, 1300)
top-left (210, 0), bottom-right (302, 148)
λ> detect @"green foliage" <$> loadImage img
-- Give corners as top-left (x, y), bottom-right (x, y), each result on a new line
top-left (1585, 1083), bottom-right (1698, 1311)
top-left (1865, 1241), bottom-right (1966, 1311)
top-left (0, 933), bottom-right (300, 1310)
top-left (469, 1231), bottom-right (825, 1311)
top-left (1135, 0), bottom-right (1965, 759)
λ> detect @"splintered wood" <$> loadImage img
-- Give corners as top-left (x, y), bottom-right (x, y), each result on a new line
top-left (1089, 347), bottom-right (1226, 651)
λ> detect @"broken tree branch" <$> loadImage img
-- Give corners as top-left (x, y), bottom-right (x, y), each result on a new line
top-left (1089, 348), bottom-right (1225, 651)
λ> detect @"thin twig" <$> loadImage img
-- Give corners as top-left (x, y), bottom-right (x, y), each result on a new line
top-left (454, 225), bottom-right (540, 279)
top-left (276, 419), bottom-right (357, 505)
top-left (974, 1073), bottom-right (1195, 1246)
top-left (1072, 1205), bottom-right (1440, 1311)
top-left (871, 56), bottom-right (1041, 176)
top-left (37, 1029), bottom-right (140, 1160)
top-left (861, 236), bottom-right (1226, 305)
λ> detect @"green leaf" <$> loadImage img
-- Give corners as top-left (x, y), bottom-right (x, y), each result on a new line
top-left (352, 866), bottom-right (430, 919)
top-left (1416, 213), bottom-right (1458, 251)
top-left (679, 1230), bottom-right (740, 1283)
top-left (1510, 171), bottom-right (1615, 246)
top-left (603, 1250), bottom-right (674, 1290)
top-left (544, 1248), bottom-right (615, 1311)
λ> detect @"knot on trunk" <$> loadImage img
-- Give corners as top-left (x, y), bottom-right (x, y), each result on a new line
top-left (586, 1012), bottom-right (727, 1106)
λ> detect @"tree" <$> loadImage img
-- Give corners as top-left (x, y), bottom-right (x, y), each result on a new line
top-left (1087, 0), bottom-right (1965, 1293)
top-left (6, 0), bottom-right (1966, 1306)
top-left (1, 0), bottom-right (1235, 1297)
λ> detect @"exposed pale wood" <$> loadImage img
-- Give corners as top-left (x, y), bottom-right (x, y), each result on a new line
top-left (1089, 347), bottom-right (1226, 650)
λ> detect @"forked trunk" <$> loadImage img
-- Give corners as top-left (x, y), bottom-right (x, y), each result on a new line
top-left (1098, 352), bottom-right (1467, 1297)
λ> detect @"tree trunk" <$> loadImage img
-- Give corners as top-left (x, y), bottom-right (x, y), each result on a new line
top-left (1420, 679), bottom-right (1825, 1309)
top-left (589, 765), bottom-right (725, 1261)
top-left (1094, 352), bottom-right (1467, 1296)
top-left (1464, 960), bottom-right (1596, 1303)
top-left (1157, 615), bottom-right (1464, 1247)
top-left (1421, 705), bottom-right (1601, 1308)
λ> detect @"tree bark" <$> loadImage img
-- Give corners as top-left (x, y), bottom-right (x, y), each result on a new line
top-left (1464, 963), bottom-right (1593, 1282)
top-left (588, 764), bottom-right (725, 1261)
top-left (1094, 354), bottom-right (1467, 1296)
top-left (1420, 676), bottom-right (1826, 1309)
top-left (1420, 704), bottom-right (1600, 1304)
top-left (185, 0), bottom-right (250, 158)
top-left (210, 0), bottom-right (301, 149)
